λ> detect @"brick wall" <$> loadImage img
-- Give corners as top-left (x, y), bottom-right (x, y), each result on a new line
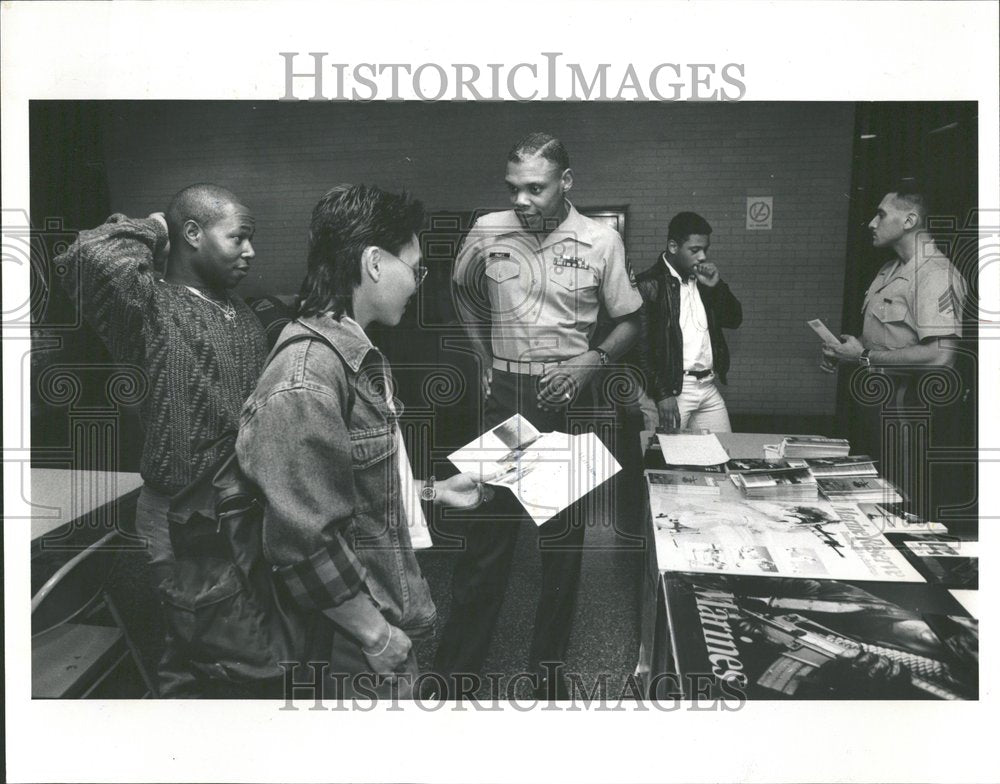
top-left (98, 100), bottom-right (854, 417)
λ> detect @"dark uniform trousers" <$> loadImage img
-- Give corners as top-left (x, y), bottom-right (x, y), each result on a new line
top-left (433, 367), bottom-right (593, 679)
top-left (850, 368), bottom-right (961, 523)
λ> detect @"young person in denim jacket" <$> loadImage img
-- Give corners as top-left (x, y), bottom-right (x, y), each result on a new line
top-left (237, 184), bottom-right (485, 699)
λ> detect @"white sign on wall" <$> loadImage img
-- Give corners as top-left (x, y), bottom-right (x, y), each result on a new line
top-left (746, 196), bottom-right (773, 230)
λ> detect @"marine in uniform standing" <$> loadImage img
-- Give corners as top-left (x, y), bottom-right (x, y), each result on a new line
top-left (822, 183), bottom-right (967, 511)
top-left (435, 132), bottom-right (642, 699)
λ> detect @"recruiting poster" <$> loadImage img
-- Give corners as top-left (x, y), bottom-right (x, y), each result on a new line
top-left (649, 495), bottom-right (924, 581)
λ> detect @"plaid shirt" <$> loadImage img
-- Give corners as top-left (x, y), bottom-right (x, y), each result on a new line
top-left (272, 532), bottom-right (367, 610)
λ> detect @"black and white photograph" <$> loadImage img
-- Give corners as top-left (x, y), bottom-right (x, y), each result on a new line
top-left (3, 1), bottom-right (998, 782)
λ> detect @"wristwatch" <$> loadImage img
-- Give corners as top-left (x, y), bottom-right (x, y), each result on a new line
top-left (420, 476), bottom-right (437, 502)
top-left (859, 349), bottom-right (872, 368)
top-left (594, 348), bottom-right (610, 367)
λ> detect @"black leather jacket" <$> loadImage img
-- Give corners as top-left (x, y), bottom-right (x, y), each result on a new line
top-left (635, 254), bottom-right (743, 401)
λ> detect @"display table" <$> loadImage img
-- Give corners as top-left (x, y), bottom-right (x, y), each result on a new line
top-left (634, 432), bottom-right (786, 690)
top-left (634, 431), bottom-right (978, 700)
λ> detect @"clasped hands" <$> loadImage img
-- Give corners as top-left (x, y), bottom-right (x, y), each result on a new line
top-left (537, 351), bottom-right (601, 411)
top-left (478, 351), bottom-right (601, 411)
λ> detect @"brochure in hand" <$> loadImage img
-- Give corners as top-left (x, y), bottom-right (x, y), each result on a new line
top-left (449, 413), bottom-right (622, 526)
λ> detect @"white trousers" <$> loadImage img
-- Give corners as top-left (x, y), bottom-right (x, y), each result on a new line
top-left (638, 373), bottom-right (732, 433)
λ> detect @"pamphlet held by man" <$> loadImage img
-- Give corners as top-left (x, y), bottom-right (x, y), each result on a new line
top-left (448, 413), bottom-right (622, 525)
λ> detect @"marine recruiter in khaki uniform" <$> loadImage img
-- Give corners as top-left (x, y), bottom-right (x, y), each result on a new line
top-left (823, 185), bottom-right (966, 384)
top-left (823, 184), bottom-right (967, 504)
top-left (859, 245), bottom-right (965, 369)
top-left (435, 132), bottom-right (642, 699)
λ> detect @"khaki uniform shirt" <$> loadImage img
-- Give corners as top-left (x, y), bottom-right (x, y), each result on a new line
top-left (861, 245), bottom-right (966, 351)
top-left (453, 202), bottom-right (642, 362)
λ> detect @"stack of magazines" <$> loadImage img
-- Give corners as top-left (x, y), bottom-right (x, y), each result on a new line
top-left (778, 435), bottom-right (851, 458)
top-left (725, 458), bottom-right (791, 472)
top-left (730, 467), bottom-right (818, 500)
top-left (787, 455), bottom-right (877, 478)
top-left (817, 476), bottom-right (903, 503)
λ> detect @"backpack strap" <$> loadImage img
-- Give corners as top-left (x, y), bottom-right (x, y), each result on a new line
top-left (265, 322), bottom-right (356, 420)
top-left (263, 330), bottom-right (320, 367)
top-left (191, 324), bottom-right (356, 460)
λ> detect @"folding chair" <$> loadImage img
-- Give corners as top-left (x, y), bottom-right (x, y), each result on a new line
top-left (32, 530), bottom-right (158, 698)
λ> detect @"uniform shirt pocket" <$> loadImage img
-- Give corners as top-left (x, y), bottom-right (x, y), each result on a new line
top-left (870, 297), bottom-right (914, 349)
top-left (484, 258), bottom-right (520, 284)
top-left (873, 298), bottom-right (910, 325)
top-left (550, 264), bottom-right (598, 292)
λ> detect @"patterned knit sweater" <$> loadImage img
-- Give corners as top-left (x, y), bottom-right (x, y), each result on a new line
top-left (56, 214), bottom-right (267, 493)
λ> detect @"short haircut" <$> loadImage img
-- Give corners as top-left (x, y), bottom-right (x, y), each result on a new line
top-left (507, 132), bottom-right (570, 172)
top-left (667, 212), bottom-right (713, 245)
top-left (298, 183), bottom-right (425, 319)
top-left (888, 180), bottom-right (933, 223)
top-left (166, 183), bottom-right (243, 246)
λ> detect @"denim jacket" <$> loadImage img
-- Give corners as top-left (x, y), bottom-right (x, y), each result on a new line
top-left (235, 314), bottom-right (436, 638)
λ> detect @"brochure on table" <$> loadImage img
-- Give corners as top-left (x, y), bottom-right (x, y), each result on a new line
top-left (655, 432), bottom-right (730, 466)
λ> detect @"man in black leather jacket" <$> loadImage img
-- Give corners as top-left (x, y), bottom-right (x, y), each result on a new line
top-left (635, 212), bottom-right (742, 432)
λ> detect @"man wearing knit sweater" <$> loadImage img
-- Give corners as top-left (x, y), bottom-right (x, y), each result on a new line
top-left (56, 184), bottom-right (267, 696)
top-left (56, 184), bottom-right (267, 567)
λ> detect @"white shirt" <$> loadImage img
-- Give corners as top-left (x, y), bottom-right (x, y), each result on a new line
top-left (663, 257), bottom-right (713, 372)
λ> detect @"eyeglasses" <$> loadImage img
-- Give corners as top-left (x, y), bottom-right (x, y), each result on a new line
top-left (384, 250), bottom-right (428, 287)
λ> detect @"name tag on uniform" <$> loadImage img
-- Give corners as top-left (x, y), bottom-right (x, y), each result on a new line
top-left (553, 255), bottom-right (589, 270)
